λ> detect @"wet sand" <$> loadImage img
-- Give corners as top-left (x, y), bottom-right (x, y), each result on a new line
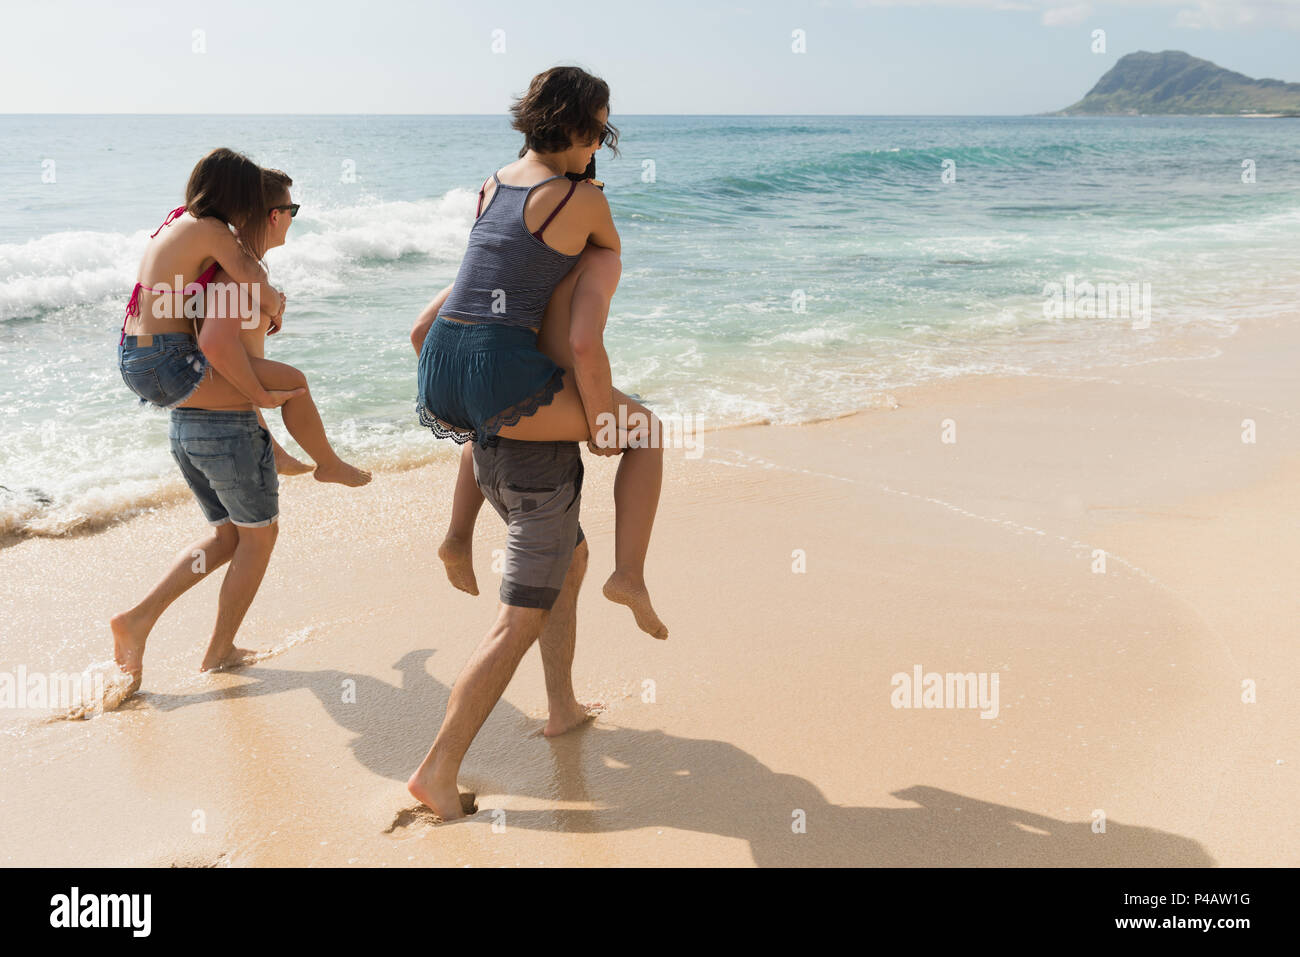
top-left (0, 317), bottom-right (1296, 867)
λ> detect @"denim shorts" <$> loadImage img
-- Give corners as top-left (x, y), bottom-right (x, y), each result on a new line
top-left (472, 437), bottom-right (585, 610)
top-left (416, 317), bottom-right (566, 449)
top-left (169, 409), bottom-right (279, 528)
top-left (119, 333), bottom-right (210, 410)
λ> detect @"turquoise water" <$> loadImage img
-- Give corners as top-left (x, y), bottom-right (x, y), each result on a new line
top-left (1, 114), bottom-right (1298, 536)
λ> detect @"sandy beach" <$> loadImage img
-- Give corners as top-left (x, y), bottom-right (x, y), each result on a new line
top-left (1, 315), bottom-right (1295, 868)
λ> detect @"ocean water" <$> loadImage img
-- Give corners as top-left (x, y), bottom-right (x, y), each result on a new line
top-left (1, 114), bottom-right (1298, 539)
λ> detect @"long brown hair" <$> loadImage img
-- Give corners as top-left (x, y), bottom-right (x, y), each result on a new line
top-left (184, 148), bottom-right (269, 259)
top-left (509, 66), bottom-right (620, 159)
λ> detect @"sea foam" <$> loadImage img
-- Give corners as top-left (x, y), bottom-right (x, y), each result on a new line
top-left (0, 189), bottom-right (476, 321)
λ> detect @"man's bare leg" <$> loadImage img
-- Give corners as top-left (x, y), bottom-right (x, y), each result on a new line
top-left (198, 522), bottom-right (279, 672)
top-left (538, 539), bottom-right (602, 736)
top-left (438, 442), bottom-right (485, 595)
top-left (407, 603), bottom-right (547, 820)
top-left (111, 522), bottom-right (240, 692)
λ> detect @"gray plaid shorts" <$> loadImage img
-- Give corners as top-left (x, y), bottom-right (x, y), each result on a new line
top-left (472, 437), bottom-right (585, 610)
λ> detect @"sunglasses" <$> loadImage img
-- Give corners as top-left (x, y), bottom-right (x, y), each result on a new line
top-left (270, 203), bottom-right (301, 218)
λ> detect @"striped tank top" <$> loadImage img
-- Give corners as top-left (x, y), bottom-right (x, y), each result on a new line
top-left (438, 170), bottom-right (582, 333)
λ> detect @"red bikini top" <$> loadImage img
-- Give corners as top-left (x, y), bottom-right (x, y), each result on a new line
top-left (120, 206), bottom-right (220, 343)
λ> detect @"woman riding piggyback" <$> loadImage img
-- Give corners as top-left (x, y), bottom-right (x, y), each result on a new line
top-left (118, 147), bottom-right (289, 410)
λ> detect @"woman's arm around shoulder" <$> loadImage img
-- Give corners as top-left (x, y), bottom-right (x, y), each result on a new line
top-left (193, 216), bottom-right (282, 313)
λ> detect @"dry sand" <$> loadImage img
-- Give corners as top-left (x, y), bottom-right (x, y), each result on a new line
top-left (1, 317), bottom-right (1295, 867)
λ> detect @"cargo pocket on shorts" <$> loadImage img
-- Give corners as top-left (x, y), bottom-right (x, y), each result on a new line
top-left (185, 447), bottom-right (240, 492)
top-left (506, 483), bottom-right (558, 514)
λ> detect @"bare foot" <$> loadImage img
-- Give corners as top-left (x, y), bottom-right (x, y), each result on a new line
top-left (543, 700), bottom-right (604, 737)
top-left (603, 571), bottom-right (668, 640)
top-left (313, 458), bottom-right (372, 487)
top-left (110, 610), bottom-right (148, 694)
top-left (437, 536), bottom-right (479, 595)
top-left (275, 449), bottom-right (313, 476)
top-left (199, 646), bottom-right (260, 672)
top-left (385, 792), bottom-right (478, 832)
top-left (406, 772), bottom-right (473, 822)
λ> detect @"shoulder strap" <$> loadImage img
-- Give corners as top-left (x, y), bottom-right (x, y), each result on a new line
top-left (475, 170), bottom-right (501, 219)
top-left (151, 205), bottom-right (188, 238)
top-left (533, 180), bottom-right (578, 240)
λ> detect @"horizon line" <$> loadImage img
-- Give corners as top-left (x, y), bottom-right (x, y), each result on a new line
top-left (0, 112), bottom-right (1269, 118)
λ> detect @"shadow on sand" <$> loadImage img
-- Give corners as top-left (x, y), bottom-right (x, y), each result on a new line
top-left (134, 649), bottom-right (1215, 866)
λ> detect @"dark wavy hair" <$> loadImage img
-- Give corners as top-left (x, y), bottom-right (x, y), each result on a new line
top-left (262, 167), bottom-right (292, 205)
top-left (509, 66), bottom-right (620, 159)
top-left (184, 148), bottom-right (269, 259)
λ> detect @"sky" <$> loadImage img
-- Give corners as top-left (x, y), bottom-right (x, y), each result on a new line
top-left (2, 0), bottom-right (1297, 115)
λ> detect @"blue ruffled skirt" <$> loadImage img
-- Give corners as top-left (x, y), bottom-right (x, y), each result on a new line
top-left (416, 316), bottom-right (566, 449)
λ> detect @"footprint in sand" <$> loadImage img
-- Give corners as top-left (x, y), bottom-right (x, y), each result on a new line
top-left (45, 661), bottom-right (139, 721)
top-left (384, 793), bottom-right (479, 833)
top-left (167, 852), bottom-right (231, 868)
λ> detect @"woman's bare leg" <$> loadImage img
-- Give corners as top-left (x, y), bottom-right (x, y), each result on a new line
top-left (255, 408), bottom-right (312, 475)
top-left (497, 245), bottom-right (667, 639)
top-left (271, 434), bottom-right (313, 475)
top-left (601, 394), bottom-right (664, 637)
top-left (412, 284), bottom-right (489, 594)
top-left (437, 442), bottom-right (484, 595)
top-left (180, 359), bottom-right (371, 487)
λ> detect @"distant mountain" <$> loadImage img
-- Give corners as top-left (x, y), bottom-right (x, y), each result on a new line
top-left (1056, 50), bottom-right (1300, 116)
